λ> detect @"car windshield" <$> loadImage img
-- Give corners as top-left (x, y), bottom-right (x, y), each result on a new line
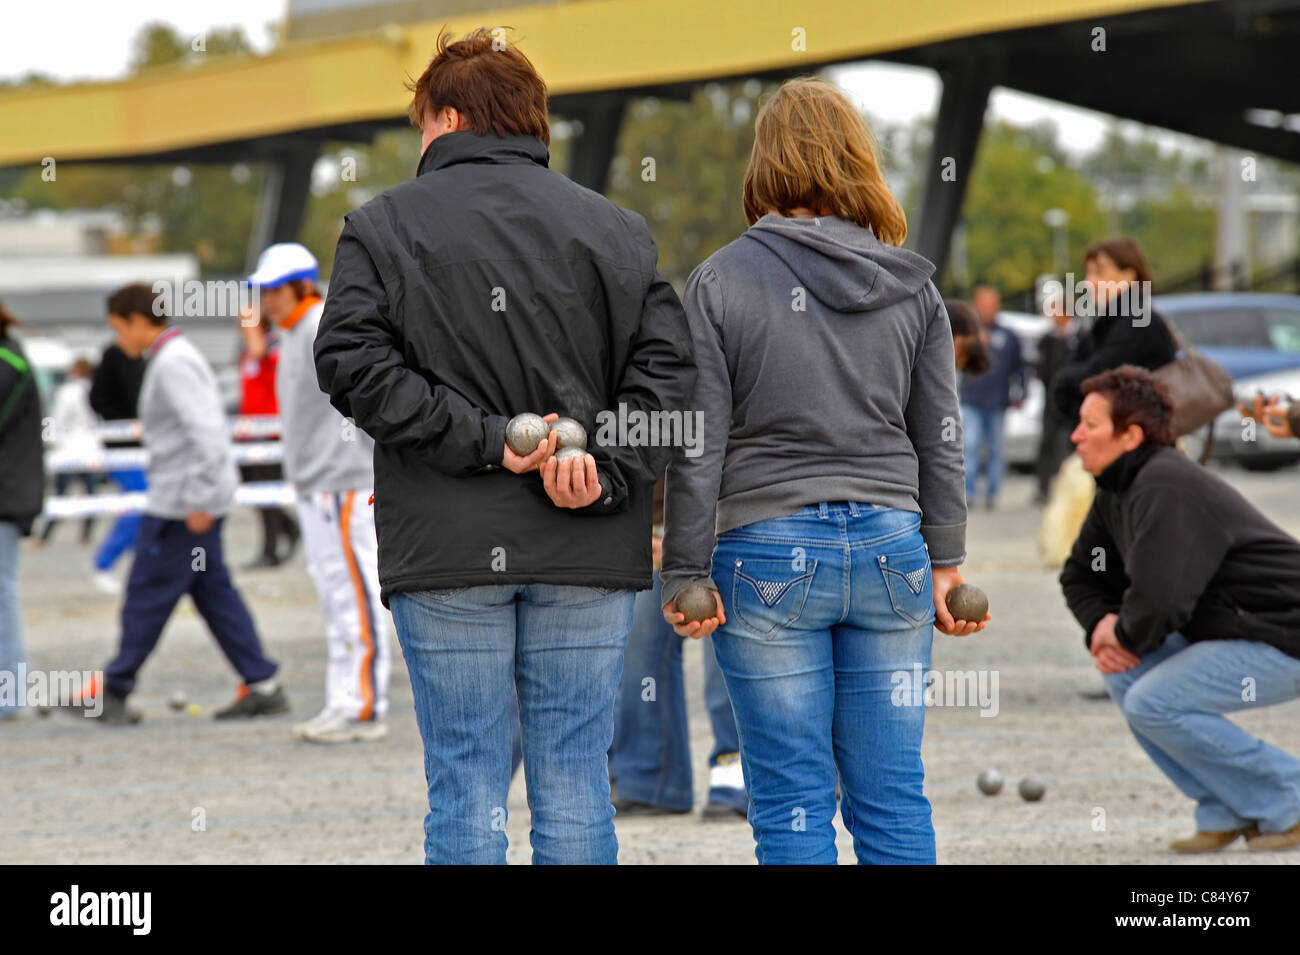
top-left (1263, 309), bottom-right (1300, 353)
top-left (1167, 306), bottom-right (1300, 350)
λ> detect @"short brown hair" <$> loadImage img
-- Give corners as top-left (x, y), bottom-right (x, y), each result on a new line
top-left (107, 283), bottom-right (166, 326)
top-left (1084, 237), bottom-right (1154, 286)
top-left (407, 28), bottom-right (550, 145)
top-left (743, 77), bottom-right (906, 244)
top-left (1080, 365), bottom-right (1174, 446)
top-left (0, 301), bottom-right (24, 337)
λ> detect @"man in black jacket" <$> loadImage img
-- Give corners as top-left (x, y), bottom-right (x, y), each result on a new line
top-left (1060, 366), bottom-right (1300, 853)
top-left (315, 29), bottom-right (697, 865)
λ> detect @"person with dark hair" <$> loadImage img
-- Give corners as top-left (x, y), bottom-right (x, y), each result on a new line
top-left (88, 312), bottom-right (148, 594)
top-left (1033, 302), bottom-right (1082, 504)
top-left (0, 303), bottom-right (45, 721)
top-left (959, 284), bottom-right (1025, 510)
top-left (87, 283), bottom-right (287, 724)
top-left (315, 29), bottom-right (697, 864)
top-left (944, 299), bottom-right (990, 377)
top-left (1060, 365), bottom-right (1300, 853)
top-left (1050, 237), bottom-right (1176, 422)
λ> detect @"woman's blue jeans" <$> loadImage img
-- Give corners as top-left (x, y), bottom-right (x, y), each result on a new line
top-left (710, 502), bottom-right (937, 864)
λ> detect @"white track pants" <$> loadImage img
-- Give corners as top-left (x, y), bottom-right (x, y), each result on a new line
top-left (297, 489), bottom-right (391, 721)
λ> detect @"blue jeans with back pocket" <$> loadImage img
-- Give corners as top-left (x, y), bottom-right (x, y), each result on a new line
top-left (710, 502), bottom-right (936, 864)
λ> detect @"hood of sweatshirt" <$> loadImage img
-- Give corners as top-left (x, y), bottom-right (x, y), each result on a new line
top-left (742, 213), bottom-right (935, 312)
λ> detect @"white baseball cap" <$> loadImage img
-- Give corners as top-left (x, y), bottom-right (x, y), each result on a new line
top-left (248, 243), bottom-right (319, 289)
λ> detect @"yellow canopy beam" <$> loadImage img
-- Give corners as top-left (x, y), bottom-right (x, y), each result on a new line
top-left (0, 0), bottom-right (1209, 166)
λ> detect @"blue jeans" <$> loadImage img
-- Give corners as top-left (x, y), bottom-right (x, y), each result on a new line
top-left (390, 584), bottom-right (636, 865)
top-left (1103, 632), bottom-right (1300, 834)
top-left (610, 572), bottom-right (745, 812)
top-left (0, 521), bottom-right (24, 719)
top-left (961, 405), bottom-right (1006, 503)
top-left (93, 468), bottom-right (146, 572)
top-left (710, 502), bottom-right (936, 865)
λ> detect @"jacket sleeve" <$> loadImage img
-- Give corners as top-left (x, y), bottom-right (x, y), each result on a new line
top-left (158, 355), bottom-right (235, 515)
top-left (89, 350), bottom-right (126, 421)
top-left (0, 343), bottom-right (34, 436)
top-left (1059, 495), bottom-right (1126, 652)
top-left (1008, 331), bottom-right (1027, 403)
top-left (660, 263), bottom-right (729, 607)
top-left (314, 215), bottom-right (508, 477)
top-left (905, 287), bottom-right (967, 566)
top-left (1113, 482), bottom-right (1233, 655)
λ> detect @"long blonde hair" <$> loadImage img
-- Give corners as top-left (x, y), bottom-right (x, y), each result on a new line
top-left (742, 77), bottom-right (907, 246)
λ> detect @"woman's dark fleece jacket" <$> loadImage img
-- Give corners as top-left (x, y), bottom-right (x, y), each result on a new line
top-left (1060, 443), bottom-right (1300, 661)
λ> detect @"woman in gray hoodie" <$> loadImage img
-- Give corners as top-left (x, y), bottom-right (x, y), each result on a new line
top-left (661, 77), bottom-right (987, 864)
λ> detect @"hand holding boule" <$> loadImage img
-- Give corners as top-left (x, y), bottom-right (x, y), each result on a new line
top-left (502, 413), bottom-right (559, 474)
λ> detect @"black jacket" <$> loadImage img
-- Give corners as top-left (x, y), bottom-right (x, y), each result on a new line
top-left (1060, 444), bottom-right (1300, 661)
top-left (0, 335), bottom-right (46, 534)
top-left (1051, 310), bottom-right (1176, 421)
top-left (89, 342), bottom-right (144, 421)
top-left (89, 342), bottom-right (145, 448)
top-left (315, 131), bottom-right (697, 605)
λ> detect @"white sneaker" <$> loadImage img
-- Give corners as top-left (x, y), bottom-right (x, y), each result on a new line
top-left (300, 714), bottom-right (389, 744)
top-left (709, 755), bottom-right (745, 792)
top-left (292, 707), bottom-right (340, 740)
top-left (91, 570), bottom-right (122, 595)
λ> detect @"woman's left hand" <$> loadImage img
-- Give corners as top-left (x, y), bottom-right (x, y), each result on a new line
top-left (932, 565), bottom-right (989, 636)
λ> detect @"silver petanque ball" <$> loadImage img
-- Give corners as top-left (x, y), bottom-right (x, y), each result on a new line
top-left (977, 768), bottom-right (1004, 795)
top-left (554, 446), bottom-right (588, 466)
top-left (506, 413), bottom-right (548, 456)
top-left (1019, 776), bottom-right (1046, 801)
top-left (549, 417), bottom-right (587, 450)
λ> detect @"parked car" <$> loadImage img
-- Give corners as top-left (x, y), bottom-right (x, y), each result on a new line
top-left (1160, 293), bottom-right (1300, 470)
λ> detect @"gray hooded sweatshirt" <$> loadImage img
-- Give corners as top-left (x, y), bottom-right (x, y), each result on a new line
top-left (661, 214), bottom-right (966, 607)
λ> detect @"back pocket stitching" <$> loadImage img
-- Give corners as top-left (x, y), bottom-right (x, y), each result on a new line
top-left (731, 561), bottom-right (817, 636)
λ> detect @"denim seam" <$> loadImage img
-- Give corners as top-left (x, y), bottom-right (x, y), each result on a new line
top-left (720, 522), bottom-right (917, 550)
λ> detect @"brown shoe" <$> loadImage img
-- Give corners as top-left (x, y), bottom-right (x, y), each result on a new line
top-left (1246, 820), bottom-right (1300, 851)
top-left (1170, 826), bottom-right (1255, 853)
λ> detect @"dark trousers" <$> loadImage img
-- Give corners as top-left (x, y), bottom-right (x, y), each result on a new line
top-left (1035, 410), bottom-right (1076, 497)
top-left (104, 515), bottom-right (277, 698)
top-left (240, 463), bottom-right (298, 560)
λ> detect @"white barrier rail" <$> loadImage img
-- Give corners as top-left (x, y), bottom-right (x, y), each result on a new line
top-left (88, 414), bottom-right (283, 444)
top-left (47, 441), bottom-right (284, 473)
top-left (42, 415), bottom-right (292, 519)
top-left (43, 482), bottom-right (298, 520)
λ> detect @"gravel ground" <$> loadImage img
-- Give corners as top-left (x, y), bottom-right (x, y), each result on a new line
top-left (3, 465), bottom-right (1299, 865)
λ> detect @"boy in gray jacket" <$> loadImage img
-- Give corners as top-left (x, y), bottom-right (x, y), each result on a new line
top-left (94, 284), bottom-right (286, 724)
top-left (250, 244), bottom-right (391, 743)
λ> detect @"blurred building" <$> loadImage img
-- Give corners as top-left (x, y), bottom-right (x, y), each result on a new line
top-left (0, 207), bottom-right (241, 407)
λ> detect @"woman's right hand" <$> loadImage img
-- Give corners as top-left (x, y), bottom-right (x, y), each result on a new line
top-left (932, 565), bottom-right (989, 636)
top-left (662, 588), bottom-right (726, 639)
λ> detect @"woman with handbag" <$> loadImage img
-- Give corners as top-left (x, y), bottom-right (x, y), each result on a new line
top-left (1050, 237), bottom-right (1177, 422)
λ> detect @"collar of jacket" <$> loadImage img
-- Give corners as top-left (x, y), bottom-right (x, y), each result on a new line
top-left (416, 130), bottom-right (550, 178)
top-left (278, 295), bottom-right (322, 332)
top-left (1095, 442), bottom-right (1162, 493)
